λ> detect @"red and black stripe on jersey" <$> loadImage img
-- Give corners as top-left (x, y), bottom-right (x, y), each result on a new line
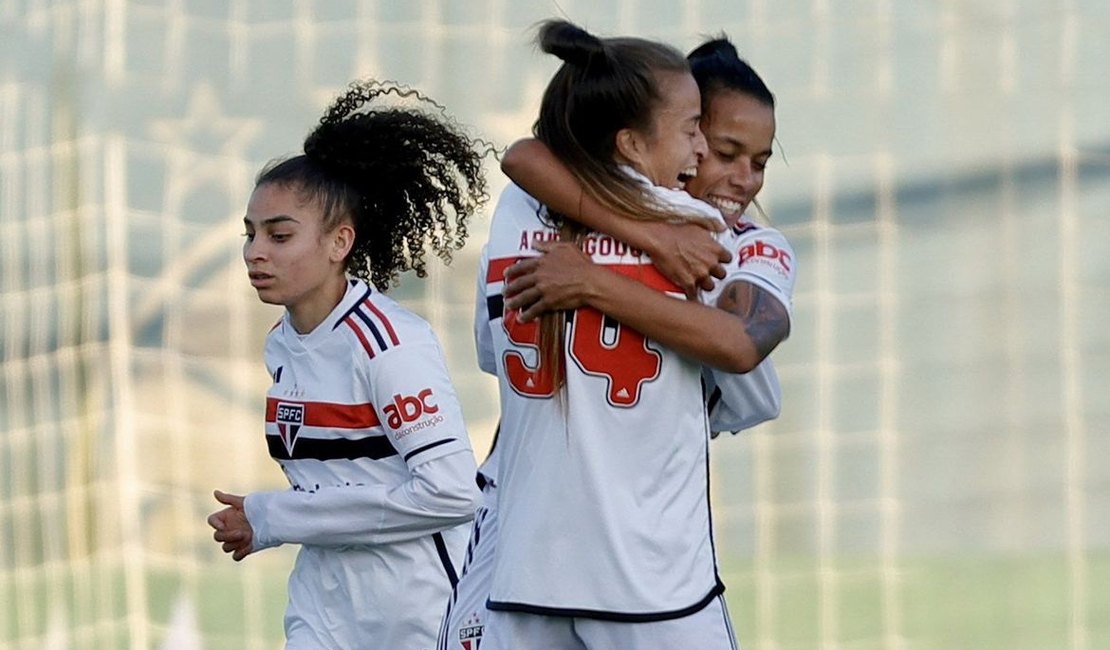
top-left (264, 397), bottom-right (398, 461)
top-left (731, 220), bottom-right (759, 236)
top-left (335, 283), bottom-right (402, 358)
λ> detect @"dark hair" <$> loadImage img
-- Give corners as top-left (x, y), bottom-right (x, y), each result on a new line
top-left (533, 19), bottom-right (697, 226)
top-left (687, 36), bottom-right (775, 111)
top-left (256, 80), bottom-right (490, 290)
top-left (689, 36), bottom-right (776, 221)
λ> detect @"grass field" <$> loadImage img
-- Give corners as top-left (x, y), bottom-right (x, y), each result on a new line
top-left (719, 551), bottom-right (1109, 650)
top-left (4, 550), bottom-right (1108, 649)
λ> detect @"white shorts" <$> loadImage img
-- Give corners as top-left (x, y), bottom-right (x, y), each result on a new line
top-left (481, 594), bottom-right (739, 650)
top-left (437, 499), bottom-right (498, 650)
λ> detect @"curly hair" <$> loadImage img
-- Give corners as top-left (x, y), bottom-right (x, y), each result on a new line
top-left (256, 80), bottom-right (491, 290)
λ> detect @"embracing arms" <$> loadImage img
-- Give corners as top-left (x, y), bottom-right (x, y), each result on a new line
top-left (500, 138), bottom-right (792, 373)
top-left (502, 138), bottom-right (730, 296)
top-left (502, 242), bottom-right (790, 373)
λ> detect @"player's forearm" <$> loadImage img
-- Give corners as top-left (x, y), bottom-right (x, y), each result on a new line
top-left (582, 269), bottom-right (763, 373)
top-left (244, 450), bottom-right (480, 548)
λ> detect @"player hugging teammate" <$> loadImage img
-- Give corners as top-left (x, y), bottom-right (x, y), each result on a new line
top-left (438, 19), bottom-right (796, 650)
top-left (207, 18), bottom-right (796, 650)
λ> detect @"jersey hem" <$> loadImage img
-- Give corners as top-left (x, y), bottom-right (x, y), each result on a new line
top-left (485, 580), bottom-right (725, 622)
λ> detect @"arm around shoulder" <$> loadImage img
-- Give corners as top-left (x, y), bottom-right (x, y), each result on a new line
top-left (501, 138), bottom-right (729, 294)
top-left (504, 242), bottom-right (762, 373)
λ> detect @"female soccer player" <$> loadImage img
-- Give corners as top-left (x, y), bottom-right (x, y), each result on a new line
top-left (502, 35), bottom-right (792, 424)
top-left (472, 20), bottom-right (789, 650)
top-left (206, 80), bottom-right (487, 649)
top-left (438, 35), bottom-right (791, 650)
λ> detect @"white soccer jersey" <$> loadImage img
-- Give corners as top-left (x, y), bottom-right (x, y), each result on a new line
top-left (472, 244), bottom-right (502, 490)
top-left (438, 211), bottom-right (794, 647)
top-left (704, 220), bottom-right (797, 434)
top-left (243, 278), bottom-right (481, 650)
top-left (481, 180), bottom-right (727, 619)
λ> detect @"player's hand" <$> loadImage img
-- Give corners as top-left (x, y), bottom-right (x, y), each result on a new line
top-left (643, 221), bottom-right (731, 298)
top-left (208, 490), bottom-right (255, 562)
top-left (504, 242), bottom-right (597, 322)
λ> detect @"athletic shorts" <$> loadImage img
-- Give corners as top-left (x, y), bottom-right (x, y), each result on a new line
top-left (437, 502), bottom-right (497, 650)
top-left (481, 594), bottom-right (739, 650)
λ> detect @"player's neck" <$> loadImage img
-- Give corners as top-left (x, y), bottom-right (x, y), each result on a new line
top-left (287, 275), bottom-right (349, 335)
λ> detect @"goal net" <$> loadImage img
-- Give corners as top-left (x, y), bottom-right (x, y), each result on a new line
top-left (2, 1), bottom-right (1107, 648)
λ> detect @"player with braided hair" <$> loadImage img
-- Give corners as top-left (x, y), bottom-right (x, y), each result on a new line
top-left (207, 80), bottom-right (487, 649)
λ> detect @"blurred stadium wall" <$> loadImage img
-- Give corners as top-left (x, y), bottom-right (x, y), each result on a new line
top-left (1, 1), bottom-right (1108, 648)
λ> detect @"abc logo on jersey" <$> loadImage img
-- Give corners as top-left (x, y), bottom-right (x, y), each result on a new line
top-left (383, 388), bottom-right (443, 435)
top-left (739, 240), bottom-right (791, 274)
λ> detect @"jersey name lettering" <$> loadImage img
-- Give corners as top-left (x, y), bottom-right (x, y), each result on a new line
top-left (518, 230), bottom-right (560, 250)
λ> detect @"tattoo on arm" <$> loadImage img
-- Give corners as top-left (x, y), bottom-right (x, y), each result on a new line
top-left (717, 281), bottom-right (791, 360)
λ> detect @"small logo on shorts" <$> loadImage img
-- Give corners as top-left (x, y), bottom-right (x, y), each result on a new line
top-left (275, 401), bottom-right (304, 455)
top-left (459, 611), bottom-right (483, 650)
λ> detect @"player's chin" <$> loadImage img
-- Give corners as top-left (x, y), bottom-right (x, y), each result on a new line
top-left (254, 288), bottom-right (283, 305)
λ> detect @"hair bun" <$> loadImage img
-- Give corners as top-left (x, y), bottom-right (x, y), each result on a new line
top-left (687, 36), bottom-right (739, 63)
top-left (537, 19), bottom-right (606, 68)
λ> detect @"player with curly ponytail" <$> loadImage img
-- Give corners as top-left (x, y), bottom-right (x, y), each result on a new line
top-left (258, 80), bottom-right (488, 290)
top-left (208, 80), bottom-right (487, 649)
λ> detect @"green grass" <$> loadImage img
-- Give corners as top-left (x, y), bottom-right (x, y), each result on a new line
top-left (717, 551), bottom-right (1108, 650)
top-left (3, 550), bottom-right (1108, 648)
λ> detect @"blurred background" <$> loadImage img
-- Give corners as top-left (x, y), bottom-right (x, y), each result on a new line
top-left (2, 0), bottom-right (1108, 648)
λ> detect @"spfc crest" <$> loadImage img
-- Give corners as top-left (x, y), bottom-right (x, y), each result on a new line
top-left (459, 612), bottom-right (483, 650)
top-left (275, 401), bottom-right (304, 455)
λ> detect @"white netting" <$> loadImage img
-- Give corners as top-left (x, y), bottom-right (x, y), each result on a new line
top-left (2, 1), bottom-right (1108, 648)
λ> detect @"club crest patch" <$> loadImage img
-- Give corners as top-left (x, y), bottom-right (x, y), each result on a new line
top-left (459, 611), bottom-right (483, 649)
top-left (275, 401), bottom-right (304, 455)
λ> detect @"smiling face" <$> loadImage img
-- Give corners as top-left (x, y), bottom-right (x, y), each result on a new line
top-left (242, 182), bottom-right (353, 333)
top-left (684, 89), bottom-right (775, 226)
top-left (618, 71), bottom-right (708, 190)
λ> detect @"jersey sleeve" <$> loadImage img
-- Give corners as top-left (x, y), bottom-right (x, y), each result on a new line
top-left (704, 357), bottom-right (782, 436)
top-left (725, 227), bottom-right (796, 317)
top-left (243, 448), bottom-right (480, 548)
top-left (366, 334), bottom-right (474, 467)
top-left (699, 225), bottom-right (794, 436)
top-left (474, 245), bottom-right (497, 376)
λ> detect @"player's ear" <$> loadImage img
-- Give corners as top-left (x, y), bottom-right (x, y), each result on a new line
top-left (329, 222), bottom-right (355, 263)
top-left (615, 127), bottom-right (648, 169)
